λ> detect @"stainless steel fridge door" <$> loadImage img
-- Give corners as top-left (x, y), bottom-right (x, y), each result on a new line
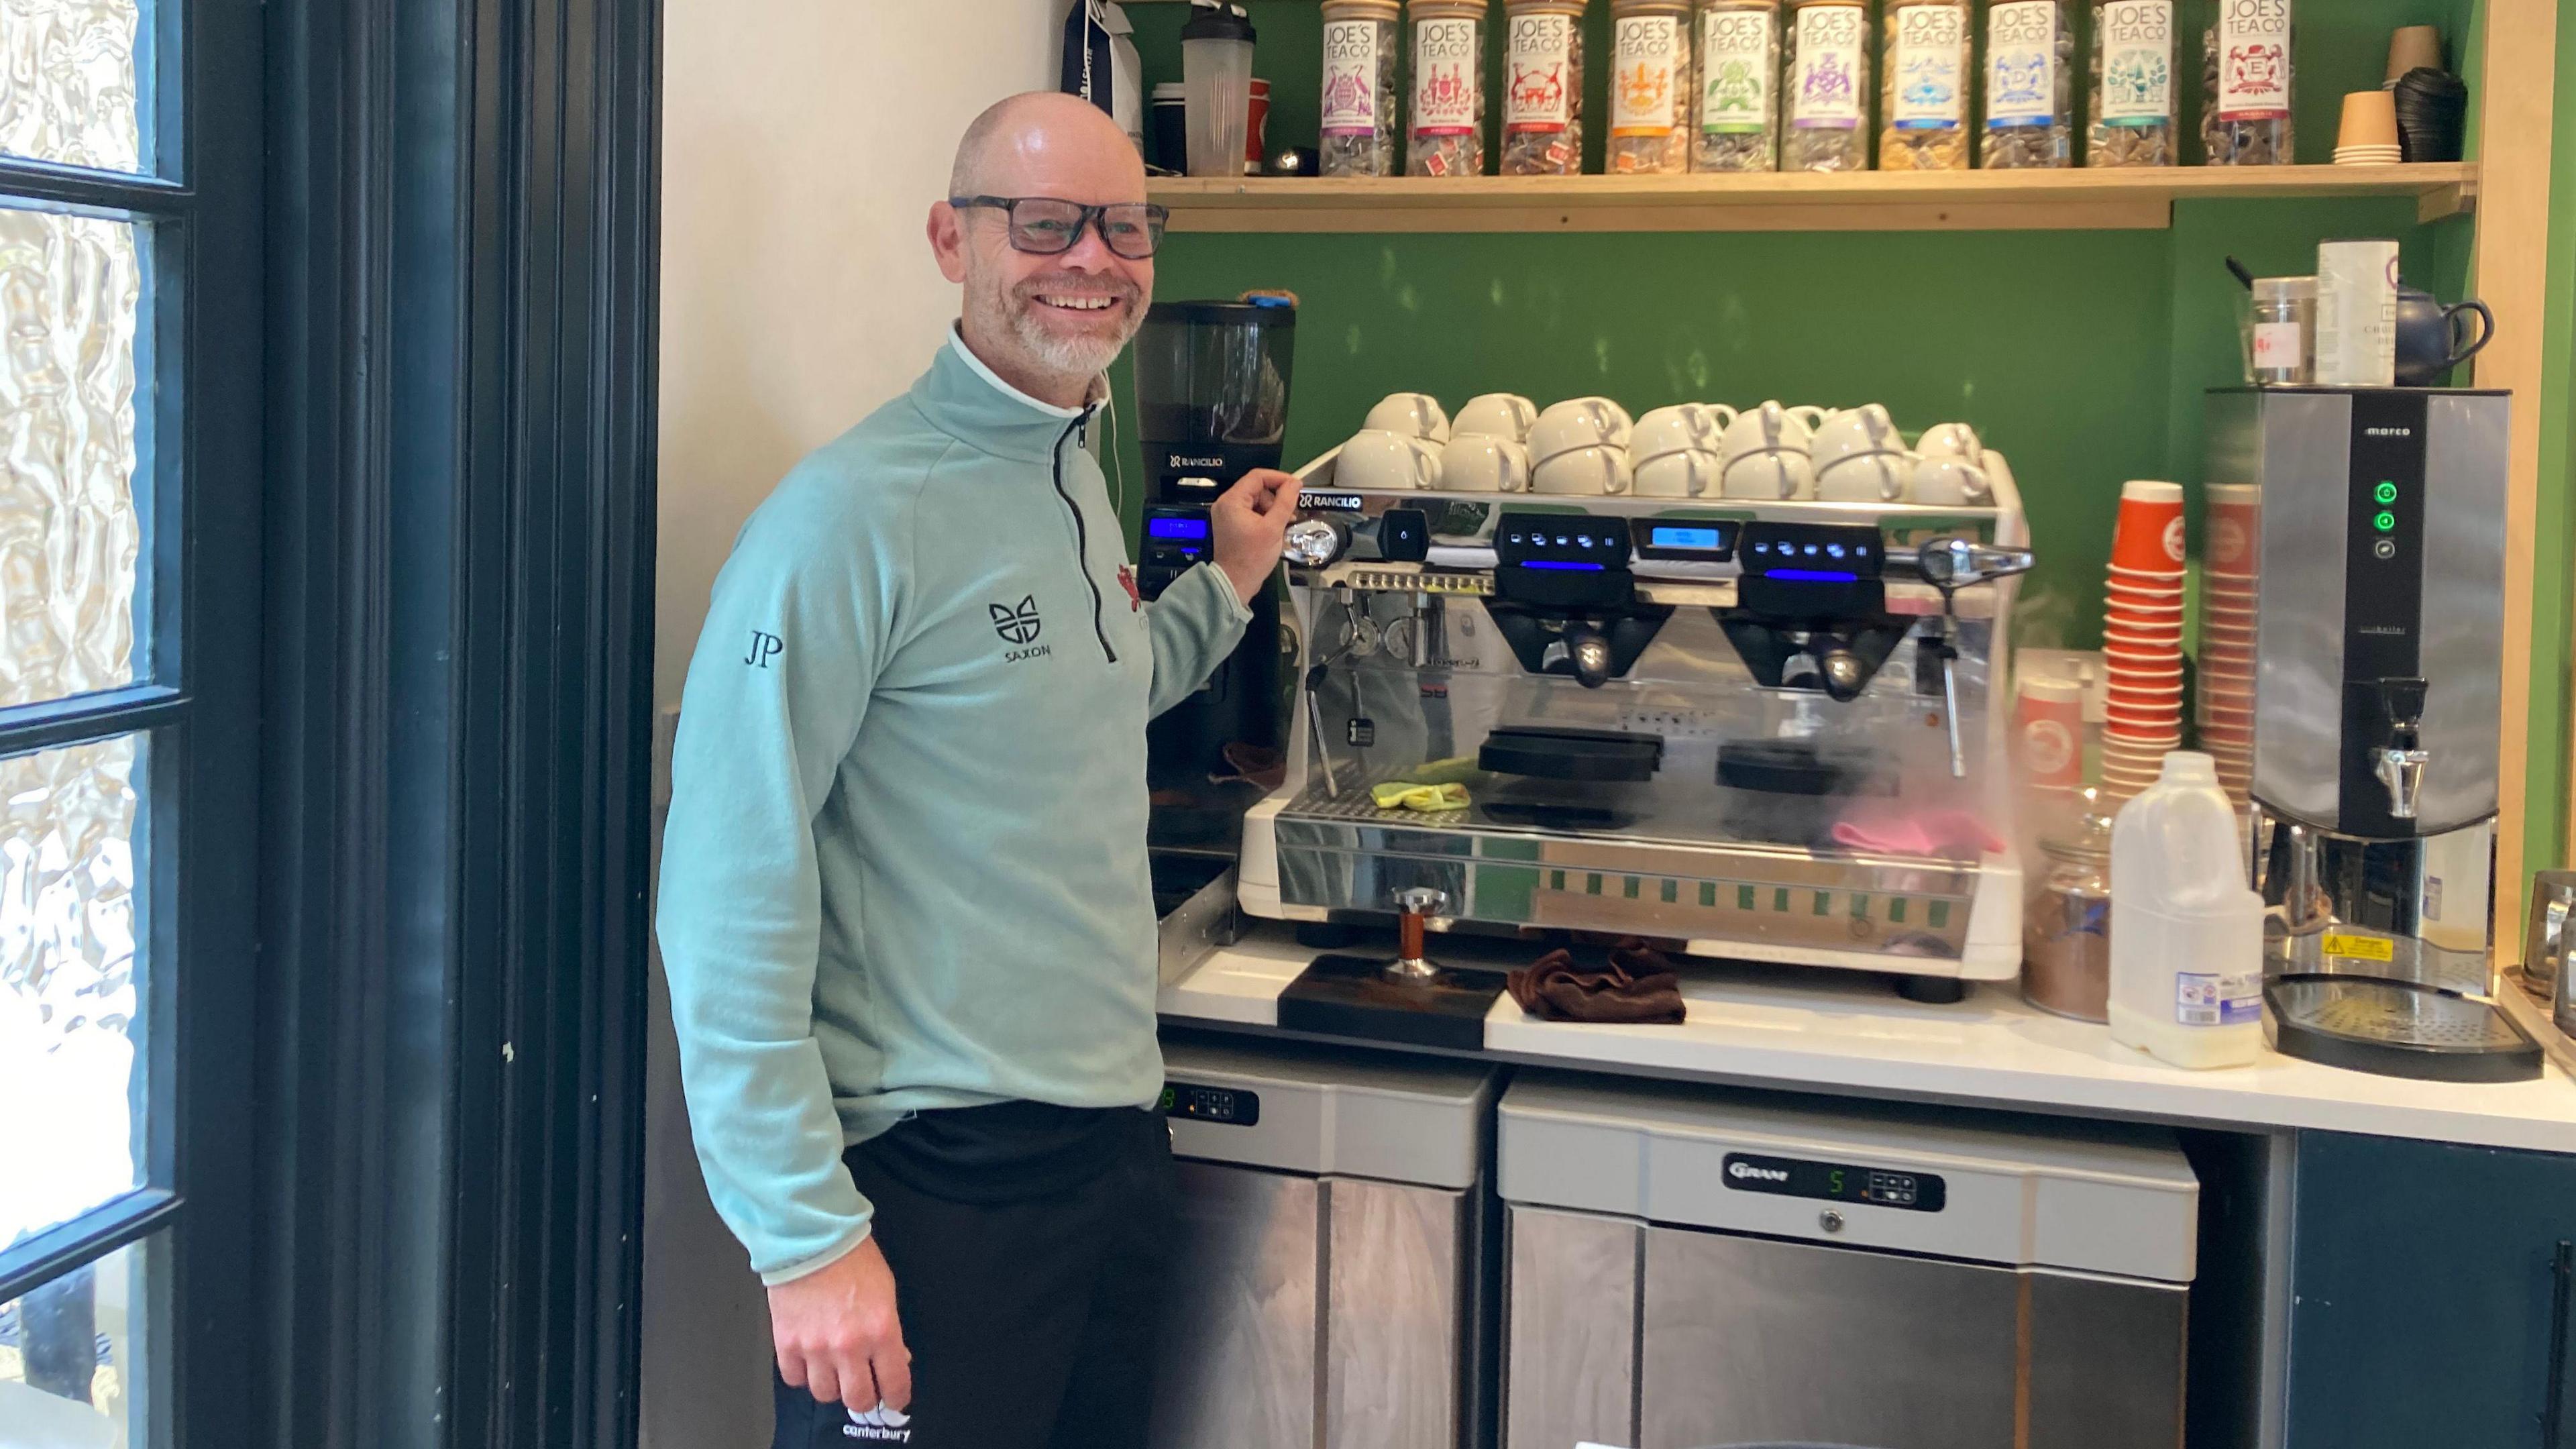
top-left (1635, 1225), bottom-right (2187, 1449)
top-left (1150, 1161), bottom-right (1319, 1449)
top-left (1155, 1162), bottom-right (1479, 1449)
top-left (1505, 1206), bottom-right (1643, 1449)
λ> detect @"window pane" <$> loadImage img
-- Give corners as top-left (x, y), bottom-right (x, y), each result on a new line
top-left (0, 0), bottom-right (144, 174)
top-left (0, 1233), bottom-right (155, 1448)
top-left (0, 735), bottom-right (142, 1247)
top-left (0, 207), bottom-right (144, 706)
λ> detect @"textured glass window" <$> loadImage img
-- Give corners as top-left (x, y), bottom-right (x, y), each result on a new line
top-left (0, 205), bottom-right (143, 706)
top-left (0, 735), bottom-right (142, 1249)
top-left (0, 1233), bottom-right (151, 1447)
top-left (0, 0), bottom-right (144, 173)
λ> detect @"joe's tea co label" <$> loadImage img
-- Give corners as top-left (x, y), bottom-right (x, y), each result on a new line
top-left (2098, 0), bottom-right (2174, 125)
top-left (1612, 13), bottom-right (1684, 136)
top-left (1985, 1), bottom-right (2059, 126)
top-left (1790, 3), bottom-right (1866, 128)
top-left (1505, 11), bottom-right (1575, 133)
top-left (1412, 17), bottom-right (1481, 133)
top-left (2214, 0), bottom-right (2290, 121)
top-left (1321, 19), bottom-right (1383, 135)
top-left (1700, 8), bottom-right (1774, 133)
top-left (1888, 3), bottom-right (1966, 130)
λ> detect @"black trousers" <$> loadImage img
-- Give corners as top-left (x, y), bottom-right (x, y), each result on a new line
top-left (771, 1101), bottom-right (1178, 1449)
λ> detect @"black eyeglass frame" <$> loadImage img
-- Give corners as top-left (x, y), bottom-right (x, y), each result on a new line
top-left (947, 195), bottom-right (1172, 259)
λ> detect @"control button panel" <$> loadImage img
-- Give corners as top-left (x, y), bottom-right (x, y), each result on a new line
top-left (1496, 512), bottom-right (1632, 572)
top-left (1720, 1151), bottom-right (1947, 1213)
top-left (1160, 1081), bottom-right (1259, 1127)
top-left (1735, 522), bottom-right (1885, 580)
top-left (1139, 505), bottom-right (1213, 598)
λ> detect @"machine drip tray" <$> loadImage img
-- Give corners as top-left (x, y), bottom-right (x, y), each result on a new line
top-left (2265, 975), bottom-right (2543, 1083)
top-left (1277, 953), bottom-right (1508, 1052)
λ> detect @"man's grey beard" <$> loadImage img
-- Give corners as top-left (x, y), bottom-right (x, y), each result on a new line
top-left (967, 271), bottom-right (1142, 385)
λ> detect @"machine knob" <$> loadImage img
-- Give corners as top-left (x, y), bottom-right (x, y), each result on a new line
top-left (1284, 517), bottom-right (1350, 568)
top-left (1819, 649), bottom-right (1870, 702)
top-left (1567, 628), bottom-right (1615, 690)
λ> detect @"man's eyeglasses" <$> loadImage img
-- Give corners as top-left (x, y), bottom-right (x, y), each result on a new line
top-left (948, 195), bottom-right (1170, 260)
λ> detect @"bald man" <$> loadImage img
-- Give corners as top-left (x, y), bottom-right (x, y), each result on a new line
top-left (657, 93), bottom-right (1299, 1449)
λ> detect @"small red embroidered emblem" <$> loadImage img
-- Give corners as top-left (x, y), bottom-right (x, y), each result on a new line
top-left (1117, 564), bottom-right (1142, 611)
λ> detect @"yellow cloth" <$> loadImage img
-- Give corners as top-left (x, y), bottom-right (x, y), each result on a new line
top-left (1371, 780), bottom-right (1472, 813)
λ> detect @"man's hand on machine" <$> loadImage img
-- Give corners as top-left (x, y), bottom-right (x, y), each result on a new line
top-left (768, 1233), bottom-right (913, 1415)
top-left (1213, 468), bottom-right (1301, 604)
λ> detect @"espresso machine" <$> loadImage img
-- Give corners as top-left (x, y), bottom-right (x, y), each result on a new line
top-left (2208, 386), bottom-right (2542, 1081)
top-left (1236, 441), bottom-right (2036, 1044)
top-left (1131, 298), bottom-right (1298, 973)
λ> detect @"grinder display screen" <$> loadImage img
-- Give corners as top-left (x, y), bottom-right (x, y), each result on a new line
top-left (1147, 515), bottom-right (1212, 540)
top-left (1720, 1152), bottom-right (1946, 1212)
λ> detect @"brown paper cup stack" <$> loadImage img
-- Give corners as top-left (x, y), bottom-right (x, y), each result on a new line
top-left (2101, 481), bottom-right (2188, 802)
top-left (2196, 483), bottom-right (2260, 806)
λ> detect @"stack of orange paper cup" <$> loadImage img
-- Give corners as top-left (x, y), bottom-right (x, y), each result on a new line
top-left (2102, 481), bottom-right (2187, 801)
top-left (2197, 483), bottom-right (2260, 804)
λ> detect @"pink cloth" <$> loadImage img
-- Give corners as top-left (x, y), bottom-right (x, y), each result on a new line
top-left (1831, 808), bottom-right (2007, 857)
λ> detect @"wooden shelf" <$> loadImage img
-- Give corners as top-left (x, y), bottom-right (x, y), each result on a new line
top-left (1151, 163), bottom-right (2477, 233)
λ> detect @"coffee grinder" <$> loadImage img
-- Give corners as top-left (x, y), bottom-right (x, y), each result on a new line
top-left (2208, 386), bottom-right (2540, 1081)
top-left (1130, 297), bottom-right (1297, 918)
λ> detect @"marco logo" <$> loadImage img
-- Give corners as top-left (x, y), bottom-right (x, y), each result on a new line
top-left (989, 595), bottom-right (1042, 645)
top-left (844, 1403), bottom-right (912, 1443)
top-left (1727, 1161), bottom-right (1789, 1183)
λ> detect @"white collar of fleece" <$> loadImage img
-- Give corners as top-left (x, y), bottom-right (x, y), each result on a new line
top-left (948, 325), bottom-right (1108, 419)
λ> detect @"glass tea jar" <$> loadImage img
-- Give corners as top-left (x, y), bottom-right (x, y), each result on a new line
top-left (1407, 0), bottom-right (1489, 176)
top-left (2245, 274), bottom-right (2316, 384)
top-left (1980, 0), bottom-right (2073, 167)
top-left (1695, 0), bottom-right (1780, 170)
top-left (2022, 796), bottom-right (2116, 1023)
top-left (2088, 0), bottom-right (2176, 166)
top-left (1878, 1), bottom-right (1970, 170)
top-left (1781, 0), bottom-right (1868, 171)
top-left (1502, 0), bottom-right (1587, 174)
top-left (1319, 0), bottom-right (1402, 176)
top-left (2204, 0), bottom-right (2294, 166)
top-left (1609, 0), bottom-right (1694, 173)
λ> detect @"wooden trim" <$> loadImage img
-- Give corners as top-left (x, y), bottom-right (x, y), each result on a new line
top-left (2473, 0), bottom-right (2558, 967)
top-left (1154, 165), bottom-right (2478, 235)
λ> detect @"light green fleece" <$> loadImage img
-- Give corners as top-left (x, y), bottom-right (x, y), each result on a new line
top-left (657, 332), bottom-right (1251, 1284)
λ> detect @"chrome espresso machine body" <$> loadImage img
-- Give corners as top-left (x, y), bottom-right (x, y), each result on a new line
top-left (1237, 449), bottom-right (2035, 995)
top-left (2209, 386), bottom-right (2541, 1080)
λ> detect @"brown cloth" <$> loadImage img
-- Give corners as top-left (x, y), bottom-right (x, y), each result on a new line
top-left (1506, 942), bottom-right (1688, 1024)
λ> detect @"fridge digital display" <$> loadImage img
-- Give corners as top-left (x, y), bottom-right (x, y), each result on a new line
top-left (1160, 1082), bottom-right (1260, 1127)
top-left (1720, 1152), bottom-right (1946, 1212)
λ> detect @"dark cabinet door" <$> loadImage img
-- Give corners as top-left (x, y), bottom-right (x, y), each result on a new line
top-left (2288, 1132), bottom-right (2576, 1449)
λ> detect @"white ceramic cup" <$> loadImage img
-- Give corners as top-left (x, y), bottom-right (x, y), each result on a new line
top-left (1631, 403), bottom-right (1738, 464)
top-left (1364, 392), bottom-right (1452, 443)
top-left (1815, 452), bottom-right (1912, 503)
top-left (1339, 429), bottom-right (1443, 490)
top-left (1717, 399), bottom-right (1818, 474)
top-left (1915, 421), bottom-right (1984, 466)
top-left (1634, 450), bottom-right (1722, 498)
top-left (1911, 454), bottom-right (1992, 506)
top-left (1452, 392), bottom-right (1539, 441)
top-left (1440, 434), bottom-right (1532, 493)
top-left (1809, 402), bottom-right (1902, 470)
top-left (1721, 447), bottom-right (1814, 500)
top-left (1530, 396), bottom-right (1633, 461)
top-left (1533, 445), bottom-right (1633, 496)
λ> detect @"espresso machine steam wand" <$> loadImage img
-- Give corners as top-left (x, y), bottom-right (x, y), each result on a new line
top-left (1913, 539), bottom-right (2035, 779)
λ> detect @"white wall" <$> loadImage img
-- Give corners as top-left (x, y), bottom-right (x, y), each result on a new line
top-left (646, 5), bottom-right (1064, 1445)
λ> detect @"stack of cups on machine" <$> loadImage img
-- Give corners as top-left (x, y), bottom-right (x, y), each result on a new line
top-left (2196, 484), bottom-right (2260, 806)
top-left (2100, 481), bottom-right (2188, 802)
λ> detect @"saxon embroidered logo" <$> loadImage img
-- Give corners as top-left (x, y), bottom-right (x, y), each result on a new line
top-left (989, 595), bottom-right (1042, 645)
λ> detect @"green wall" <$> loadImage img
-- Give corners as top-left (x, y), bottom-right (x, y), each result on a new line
top-left (2525, 0), bottom-right (2576, 871)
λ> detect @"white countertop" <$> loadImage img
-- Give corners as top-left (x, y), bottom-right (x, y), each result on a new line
top-left (1161, 927), bottom-right (2576, 1155)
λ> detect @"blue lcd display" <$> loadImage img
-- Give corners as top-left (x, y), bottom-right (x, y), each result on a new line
top-left (1148, 516), bottom-right (1212, 541)
top-left (1649, 525), bottom-right (1724, 550)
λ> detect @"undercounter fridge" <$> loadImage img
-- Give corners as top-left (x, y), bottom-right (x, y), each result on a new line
top-left (1150, 1038), bottom-right (1501, 1449)
top-left (1498, 1073), bottom-right (2201, 1449)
